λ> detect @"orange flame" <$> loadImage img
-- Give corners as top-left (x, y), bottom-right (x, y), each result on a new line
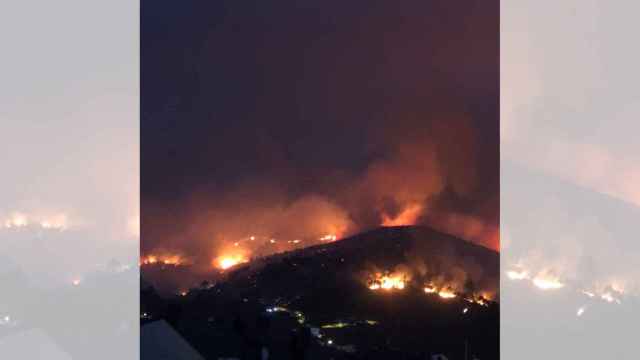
top-left (140, 254), bottom-right (184, 266)
top-left (381, 203), bottom-right (423, 227)
top-left (368, 272), bottom-right (408, 291)
top-left (214, 254), bottom-right (247, 270)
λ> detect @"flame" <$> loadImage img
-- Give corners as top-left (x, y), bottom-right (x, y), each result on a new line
top-left (381, 203), bottom-right (423, 227)
top-left (438, 288), bottom-right (457, 299)
top-left (319, 234), bottom-right (338, 242)
top-left (140, 254), bottom-right (184, 266)
top-left (215, 254), bottom-right (247, 270)
top-left (368, 273), bottom-right (407, 291)
top-left (532, 275), bottom-right (565, 290)
top-left (423, 285), bottom-right (437, 294)
top-left (424, 284), bottom-right (462, 300)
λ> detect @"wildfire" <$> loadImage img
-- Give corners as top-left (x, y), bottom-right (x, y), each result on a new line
top-left (3, 212), bottom-right (69, 230)
top-left (438, 289), bottom-right (457, 299)
top-left (423, 285), bottom-right (437, 294)
top-left (507, 265), bottom-right (565, 291)
top-left (368, 273), bottom-right (407, 291)
top-left (215, 254), bottom-right (247, 270)
top-left (532, 275), bottom-right (565, 290)
top-left (423, 284), bottom-right (457, 299)
top-left (381, 203), bottom-right (423, 227)
top-left (140, 254), bottom-right (184, 266)
top-left (319, 234), bottom-right (338, 242)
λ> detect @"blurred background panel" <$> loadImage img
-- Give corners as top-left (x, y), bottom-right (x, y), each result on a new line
top-left (0, 0), bottom-right (139, 359)
top-left (502, 1), bottom-right (640, 359)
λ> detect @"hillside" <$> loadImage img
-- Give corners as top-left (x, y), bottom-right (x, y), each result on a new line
top-left (142, 226), bottom-right (499, 359)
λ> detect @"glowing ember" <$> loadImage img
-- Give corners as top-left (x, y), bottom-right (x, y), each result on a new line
top-left (532, 275), bottom-right (565, 290)
top-left (215, 255), bottom-right (247, 270)
top-left (381, 203), bottom-right (423, 227)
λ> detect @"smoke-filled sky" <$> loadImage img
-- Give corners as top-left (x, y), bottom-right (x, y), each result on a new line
top-left (142, 0), bottom-right (499, 262)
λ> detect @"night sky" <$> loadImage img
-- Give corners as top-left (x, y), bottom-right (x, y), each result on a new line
top-left (142, 0), bottom-right (499, 258)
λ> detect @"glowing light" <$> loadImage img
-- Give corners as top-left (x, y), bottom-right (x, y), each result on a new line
top-left (128, 214), bottom-right (140, 238)
top-left (601, 292), bottom-right (621, 304)
top-left (140, 254), bottom-right (184, 266)
top-left (506, 270), bottom-right (529, 280)
top-left (533, 275), bottom-right (565, 290)
top-left (215, 255), bottom-right (247, 270)
top-left (381, 203), bottom-right (423, 227)
top-left (40, 214), bottom-right (69, 230)
top-left (582, 290), bottom-right (595, 298)
top-left (2, 212), bottom-right (72, 230)
top-left (423, 285), bottom-right (437, 294)
top-left (319, 234), bottom-right (338, 242)
top-left (72, 279), bottom-right (81, 286)
top-left (143, 255), bottom-right (157, 264)
top-left (577, 307), bottom-right (586, 317)
top-left (368, 273), bottom-right (407, 291)
top-left (463, 307), bottom-right (469, 314)
top-left (438, 289), bottom-right (457, 299)
top-left (423, 284), bottom-right (457, 299)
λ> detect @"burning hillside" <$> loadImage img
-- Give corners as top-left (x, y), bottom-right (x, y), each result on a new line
top-left (142, 225), bottom-right (499, 358)
top-left (191, 225), bottom-right (499, 305)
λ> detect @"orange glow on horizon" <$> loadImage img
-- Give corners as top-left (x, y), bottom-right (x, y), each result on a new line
top-left (381, 203), bottom-right (424, 227)
top-left (215, 254), bottom-right (248, 270)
